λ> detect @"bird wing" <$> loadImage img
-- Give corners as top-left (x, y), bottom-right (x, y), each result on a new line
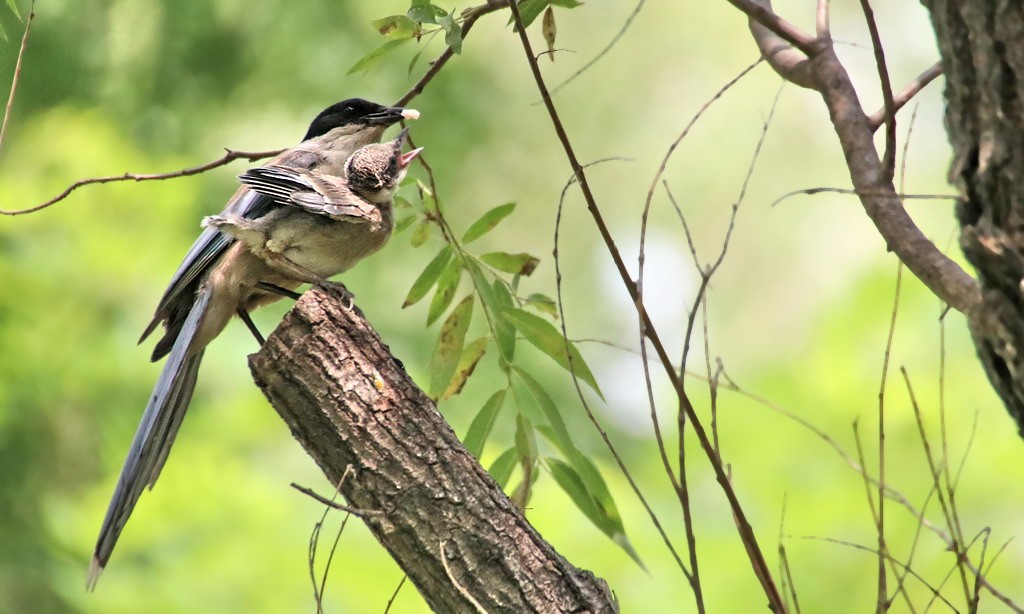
top-left (239, 165), bottom-right (380, 223)
top-left (140, 149), bottom-right (324, 354)
top-left (89, 282), bottom-right (212, 589)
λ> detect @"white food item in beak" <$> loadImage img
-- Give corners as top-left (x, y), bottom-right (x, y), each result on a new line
top-left (401, 108), bottom-right (421, 120)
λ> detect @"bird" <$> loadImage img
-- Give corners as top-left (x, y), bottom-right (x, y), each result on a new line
top-left (206, 128), bottom-right (423, 293)
top-left (88, 99), bottom-right (419, 589)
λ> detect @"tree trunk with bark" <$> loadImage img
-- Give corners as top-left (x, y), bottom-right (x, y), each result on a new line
top-left (925, 0), bottom-right (1024, 434)
top-left (248, 284), bottom-right (616, 613)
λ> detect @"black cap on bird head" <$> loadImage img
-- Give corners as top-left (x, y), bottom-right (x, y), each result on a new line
top-left (303, 98), bottom-right (413, 141)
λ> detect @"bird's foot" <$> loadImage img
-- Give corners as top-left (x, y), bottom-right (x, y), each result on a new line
top-left (320, 280), bottom-right (355, 310)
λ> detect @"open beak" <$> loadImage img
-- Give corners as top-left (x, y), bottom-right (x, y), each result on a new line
top-left (399, 147), bottom-right (424, 169)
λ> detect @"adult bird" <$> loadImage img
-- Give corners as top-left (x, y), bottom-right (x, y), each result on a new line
top-left (89, 99), bottom-right (419, 588)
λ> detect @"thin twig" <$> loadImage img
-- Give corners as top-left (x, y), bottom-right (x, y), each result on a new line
top-left (795, 535), bottom-right (957, 610)
top-left (777, 496), bottom-right (802, 614)
top-left (508, 0), bottom-right (783, 608)
top-left (867, 63), bottom-right (942, 132)
top-left (395, 0), bottom-right (508, 107)
top-left (554, 160), bottom-right (691, 579)
top-left (711, 368), bottom-right (1021, 611)
top-left (383, 576), bottom-right (408, 614)
top-left (2, 148), bottom-right (284, 216)
top-left (290, 482), bottom-right (385, 519)
top-left (11, 1), bottom-right (507, 217)
top-left (545, 0), bottom-right (646, 97)
top-left (900, 368), bottom-right (972, 601)
top-left (0, 0), bottom-right (35, 155)
top-left (858, 0), bottom-right (897, 180)
top-left (874, 262), bottom-right (904, 611)
top-left (770, 187), bottom-right (958, 208)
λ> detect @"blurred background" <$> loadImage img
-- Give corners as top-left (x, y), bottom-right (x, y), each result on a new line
top-left (2, 1), bottom-right (1022, 612)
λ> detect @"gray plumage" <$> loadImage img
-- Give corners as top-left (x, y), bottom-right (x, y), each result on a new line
top-left (89, 99), bottom-right (417, 589)
top-left (209, 128), bottom-right (421, 286)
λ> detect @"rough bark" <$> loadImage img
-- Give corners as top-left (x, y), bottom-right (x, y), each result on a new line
top-left (924, 1), bottom-right (1024, 434)
top-left (248, 284), bottom-right (615, 613)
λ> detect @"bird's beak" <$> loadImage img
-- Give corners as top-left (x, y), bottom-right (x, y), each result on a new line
top-left (399, 147), bottom-right (424, 168)
top-left (365, 105), bottom-right (420, 126)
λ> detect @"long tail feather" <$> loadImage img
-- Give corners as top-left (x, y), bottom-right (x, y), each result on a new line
top-left (87, 284), bottom-right (213, 590)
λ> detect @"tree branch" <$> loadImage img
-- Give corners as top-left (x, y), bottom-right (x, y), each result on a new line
top-left (0, 0), bottom-right (35, 156)
top-left (729, 0), bottom-right (981, 314)
top-left (11, 0), bottom-right (508, 217)
top-left (0, 148), bottom-right (285, 216)
top-left (507, 1), bottom-right (785, 610)
top-left (249, 285), bottom-right (616, 613)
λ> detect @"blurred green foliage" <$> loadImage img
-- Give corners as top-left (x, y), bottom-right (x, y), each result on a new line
top-left (3, 1), bottom-right (1024, 613)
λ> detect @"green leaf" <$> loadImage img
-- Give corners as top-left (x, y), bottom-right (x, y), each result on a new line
top-left (463, 389), bottom-right (507, 458)
top-left (503, 308), bottom-right (602, 397)
top-left (407, 44), bottom-right (428, 75)
top-left (373, 14), bottom-right (421, 39)
top-left (462, 202), bottom-right (516, 244)
top-left (410, 220), bottom-right (431, 247)
top-left (525, 293), bottom-right (558, 318)
top-left (404, 245), bottom-right (452, 307)
top-left (481, 252), bottom-right (540, 276)
top-left (510, 0), bottom-right (550, 30)
top-left (428, 294), bottom-right (474, 399)
top-left (488, 448), bottom-right (518, 488)
top-left (508, 368), bottom-right (551, 429)
top-left (546, 457), bottom-right (644, 567)
top-left (407, 0), bottom-right (444, 24)
top-left (441, 336), bottom-right (488, 400)
top-left (444, 21), bottom-right (463, 54)
top-left (394, 215), bottom-right (417, 235)
top-left (549, 0), bottom-right (583, 7)
top-left (492, 280), bottom-right (518, 364)
top-left (514, 413), bottom-right (538, 464)
top-left (427, 255), bottom-right (461, 325)
top-left (394, 195), bottom-right (413, 209)
top-left (347, 38), bottom-right (411, 75)
top-left (5, 0), bottom-right (19, 20)
top-left (465, 260), bottom-right (515, 364)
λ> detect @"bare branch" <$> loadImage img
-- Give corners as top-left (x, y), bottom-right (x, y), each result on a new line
top-left (867, 62), bottom-right (943, 132)
top-left (508, 0), bottom-right (784, 609)
top-left (858, 0), bottom-right (897, 180)
top-left (9, 1), bottom-right (506, 217)
top-left (809, 46), bottom-right (980, 313)
top-left (1, 148), bottom-right (285, 216)
top-left (747, 21), bottom-right (815, 87)
top-left (545, 0), bottom-right (647, 97)
top-left (0, 0), bottom-right (35, 155)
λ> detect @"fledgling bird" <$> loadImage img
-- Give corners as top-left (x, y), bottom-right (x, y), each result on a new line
top-left (88, 99), bottom-right (419, 589)
top-left (206, 128), bottom-right (423, 288)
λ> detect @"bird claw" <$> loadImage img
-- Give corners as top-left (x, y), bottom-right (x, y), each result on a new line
top-left (320, 281), bottom-right (355, 310)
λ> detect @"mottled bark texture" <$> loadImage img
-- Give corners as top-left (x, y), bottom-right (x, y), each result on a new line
top-left (924, 1), bottom-right (1024, 433)
top-left (248, 285), bottom-right (615, 613)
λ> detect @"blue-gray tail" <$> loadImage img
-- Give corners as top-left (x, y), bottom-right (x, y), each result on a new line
top-left (87, 283), bottom-right (213, 590)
